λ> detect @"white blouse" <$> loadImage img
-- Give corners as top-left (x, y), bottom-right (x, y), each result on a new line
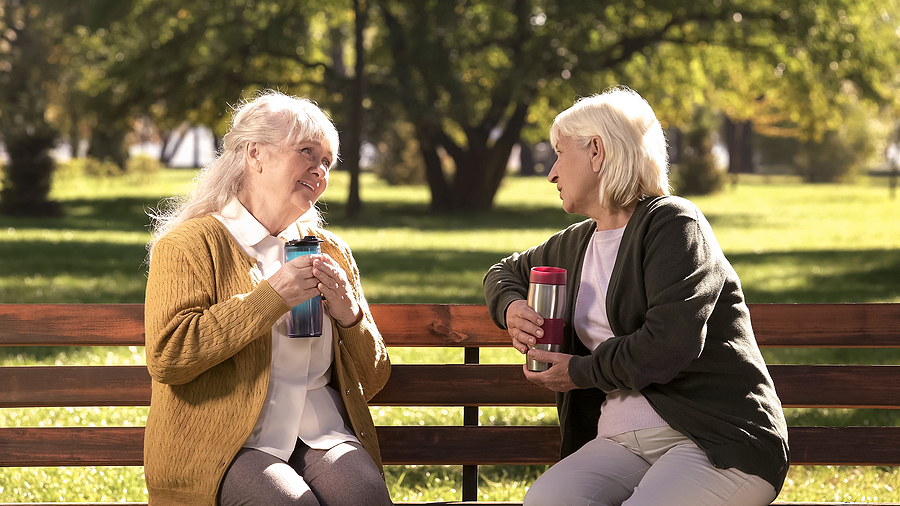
top-left (215, 200), bottom-right (357, 461)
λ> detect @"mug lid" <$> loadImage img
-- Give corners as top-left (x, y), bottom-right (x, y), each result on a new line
top-left (285, 235), bottom-right (323, 247)
top-left (529, 266), bottom-right (566, 285)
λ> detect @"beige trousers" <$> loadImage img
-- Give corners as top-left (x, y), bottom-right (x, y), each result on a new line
top-left (524, 426), bottom-right (778, 506)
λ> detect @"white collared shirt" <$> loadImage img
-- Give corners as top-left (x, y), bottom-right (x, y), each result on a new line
top-left (214, 200), bottom-right (357, 461)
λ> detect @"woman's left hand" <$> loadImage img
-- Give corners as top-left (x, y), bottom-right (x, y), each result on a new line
top-left (523, 349), bottom-right (577, 392)
top-left (311, 254), bottom-right (361, 327)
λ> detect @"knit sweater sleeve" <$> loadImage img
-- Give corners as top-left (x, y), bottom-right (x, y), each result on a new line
top-left (568, 199), bottom-right (728, 391)
top-left (484, 220), bottom-right (593, 330)
top-left (144, 225), bottom-right (289, 386)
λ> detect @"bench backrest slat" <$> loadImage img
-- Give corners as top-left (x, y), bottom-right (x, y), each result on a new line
top-left (4, 364), bottom-right (900, 409)
top-left (748, 303), bottom-right (900, 347)
top-left (3, 303), bottom-right (900, 347)
top-left (3, 363), bottom-right (900, 409)
top-left (0, 304), bottom-right (145, 346)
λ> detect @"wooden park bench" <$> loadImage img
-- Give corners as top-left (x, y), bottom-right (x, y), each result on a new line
top-left (1, 302), bottom-right (899, 505)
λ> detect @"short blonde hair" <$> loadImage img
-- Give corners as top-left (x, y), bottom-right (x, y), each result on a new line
top-left (147, 91), bottom-right (339, 258)
top-left (550, 86), bottom-right (669, 210)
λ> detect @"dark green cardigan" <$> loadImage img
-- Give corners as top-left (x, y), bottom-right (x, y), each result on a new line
top-left (483, 195), bottom-right (790, 492)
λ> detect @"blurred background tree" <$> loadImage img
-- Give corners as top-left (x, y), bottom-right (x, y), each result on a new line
top-left (366, 0), bottom-right (899, 210)
top-left (0, 1), bottom-right (64, 216)
top-left (670, 106), bottom-right (727, 195)
top-left (1, 0), bottom-right (898, 215)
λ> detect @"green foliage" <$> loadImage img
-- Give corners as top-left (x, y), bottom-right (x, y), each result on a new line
top-left (369, 120), bottom-right (427, 185)
top-left (793, 102), bottom-right (882, 183)
top-left (9, 0), bottom-right (889, 216)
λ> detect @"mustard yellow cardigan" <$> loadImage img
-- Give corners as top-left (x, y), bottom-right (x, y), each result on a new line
top-left (143, 215), bottom-right (390, 505)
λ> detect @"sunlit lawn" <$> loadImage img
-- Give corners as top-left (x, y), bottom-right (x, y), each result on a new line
top-left (1, 168), bottom-right (899, 502)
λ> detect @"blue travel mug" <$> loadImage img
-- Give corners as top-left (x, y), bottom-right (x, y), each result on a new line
top-left (284, 236), bottom-right (324, 338)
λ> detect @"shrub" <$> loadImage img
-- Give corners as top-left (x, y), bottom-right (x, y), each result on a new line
top-left (58, 155), bottom-right (163, 181)
top-left (0, 130), bottom-right (62, 216)
top-left (370, 120), bottom-right (426, 186)
top-left (756, 101), bottom-right (882, 183)
top-left (671, 108), bottom-right (726, 196)
top-left (125, 155), bottom-right (163, 181)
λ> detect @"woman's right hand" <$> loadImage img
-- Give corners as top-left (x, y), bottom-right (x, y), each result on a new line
top-left (506, 299), bottom-right (544, 354)
top-left (267, 255), bottom-right (322, 308)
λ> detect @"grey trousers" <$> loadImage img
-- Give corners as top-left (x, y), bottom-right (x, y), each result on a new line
top-left (218, 440), bottom-right (392, 506)
top-left (523, 426), bottom-right (778, 506)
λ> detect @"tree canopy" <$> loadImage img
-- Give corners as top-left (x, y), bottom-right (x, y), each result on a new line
top-left (2, 0), bottom-right (898, 215)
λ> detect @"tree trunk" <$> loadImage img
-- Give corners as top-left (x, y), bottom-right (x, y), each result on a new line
top-left (518, 142), bottom-right (535, 176)
top-left (724, 117), bottom-right (754, 179)
top-left (88, 123), bottom-right (127, 169)
top-left (345, 0), bottom-right (367, 219)
top-left (0, 128), bottom-right (62, 216)
top-left (418, 130), bottom-right (454, 213)
top-left (446, 103), bottom-right (529, 212)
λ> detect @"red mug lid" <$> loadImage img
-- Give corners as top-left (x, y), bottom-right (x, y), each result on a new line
top-left (529, 266), bottom-right (566, 285)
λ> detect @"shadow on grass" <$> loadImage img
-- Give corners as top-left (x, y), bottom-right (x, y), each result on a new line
top-left (355, 249), bottom-right (506, 304)
top-left (0, 239), bottom-right (148, 282)
top-left (730, 249), bottom-right (900, 303)
top-left (5, 197), bottom-right (157, 233)
top-left (323, 199), bottom-right (583, 231)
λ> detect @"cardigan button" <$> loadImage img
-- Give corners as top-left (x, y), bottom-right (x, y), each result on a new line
top-left (339, 339), bottom-right (344, 346)
top-left (345, 389), bottom-right (350, 395)
top-left (359, 431), bottom-right (365, 437)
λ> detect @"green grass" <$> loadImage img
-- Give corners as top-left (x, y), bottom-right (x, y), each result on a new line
top-left (2, 169), bottom-right (900, 502)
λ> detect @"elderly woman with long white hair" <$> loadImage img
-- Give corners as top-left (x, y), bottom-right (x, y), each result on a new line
top-left (143, 91), bottom-right (391, 506)
top-left (484, 87), bottom-right (789, 506)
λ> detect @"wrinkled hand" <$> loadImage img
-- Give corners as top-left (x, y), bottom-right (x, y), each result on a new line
top-left (523, 349), bottom-right (577, 392)
top-left (268, 254), bottom-right (321, 308)
top-left (505, 299), bottom-right (544, 354)
top-left (268, 254), bottom-right (361, 328)
top-left (311, 254), bottom-right (361, 327)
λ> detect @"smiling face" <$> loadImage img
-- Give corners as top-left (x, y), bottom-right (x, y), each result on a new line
top-left (243, 136), bottom-right (334, 234)
top-left (548, 135), bottom-right (603, 218)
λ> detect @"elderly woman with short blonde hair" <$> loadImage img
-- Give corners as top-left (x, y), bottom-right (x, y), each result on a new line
top-left (484, 86), bottom-right (789, 506)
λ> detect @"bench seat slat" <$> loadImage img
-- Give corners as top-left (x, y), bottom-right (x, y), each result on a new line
top-left (788, 426), bottom-right (900, 466)
top-left (378, 426), bottom-right (560, 465)
top-left (0, 427), bottom-right (145, 467)
top-left (4, 364), bottom-right (900, 409)
top-left (2, 426), bottom-right (899, 468)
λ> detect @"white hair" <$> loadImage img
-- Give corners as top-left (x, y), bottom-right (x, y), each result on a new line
top-left (146, 90), bottom-right (339, 259)
top-left (550, 86), bottom-right (669, 210)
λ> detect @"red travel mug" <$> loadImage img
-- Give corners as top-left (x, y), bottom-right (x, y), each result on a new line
top-left (526, 266), bottom-right (566, 372)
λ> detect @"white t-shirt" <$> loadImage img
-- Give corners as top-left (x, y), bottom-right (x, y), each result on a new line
top-left (214, 200), bottom-right (357, 461)
top-left (573, 225), bottom-right (667, 439)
